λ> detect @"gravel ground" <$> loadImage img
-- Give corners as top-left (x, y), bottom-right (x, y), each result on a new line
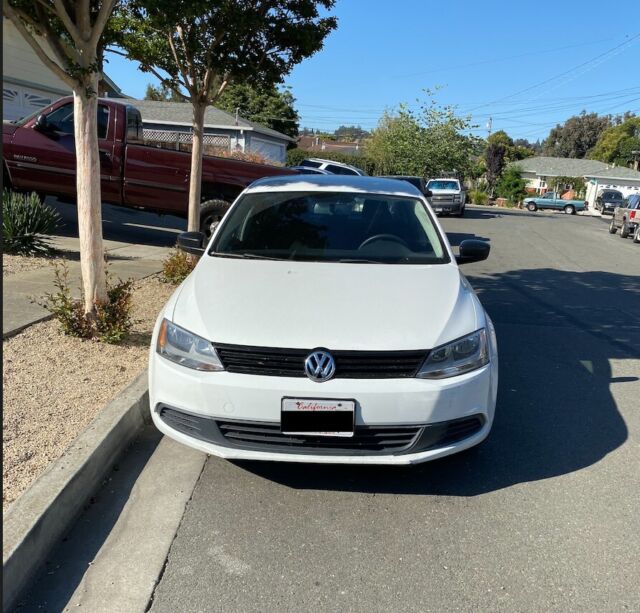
top-left (2, 275), bottom-right (176, 506)
top-left (2, 254), bottom-right (61, 277)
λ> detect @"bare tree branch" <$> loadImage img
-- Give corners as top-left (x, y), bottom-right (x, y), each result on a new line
top-left (77, 0), bottom-right (90, 42)
top-left (3, 0), bottom-right (76, 88)
top-left (167, 29), bottom-right (192, 94)
top-left (53, 0), bottom-right (82, 44)
top-left (89, 0), bottom-right (117, 49)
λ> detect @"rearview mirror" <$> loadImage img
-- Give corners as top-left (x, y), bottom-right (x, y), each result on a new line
top-left (456, 240), bottom-right (490, 265)
top-left (177, 231), bottom-right (206, 256)
top-left (424, 189), bottom-right (432, 198)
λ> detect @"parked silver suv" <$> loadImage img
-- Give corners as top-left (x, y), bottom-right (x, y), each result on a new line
top-left (426, 178), bottom-right (466, 216)
top-left (298, 158), bottom-right (367, 176)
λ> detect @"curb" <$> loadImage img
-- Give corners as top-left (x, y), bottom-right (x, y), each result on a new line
top-left (2, 372), bottom-right (151, 612)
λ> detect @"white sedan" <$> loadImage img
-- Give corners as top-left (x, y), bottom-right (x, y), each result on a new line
top-left (149, 176), bottom-right (498, 465)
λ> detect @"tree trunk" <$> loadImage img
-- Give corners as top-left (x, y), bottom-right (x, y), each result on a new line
top-left (73, 81), bottom-right (107, 312)
top-left (188, 103), bottom-right (206, 232)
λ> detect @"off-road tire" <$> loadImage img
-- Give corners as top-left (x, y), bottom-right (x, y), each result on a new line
top-left (200, 199), bottom-right (231, 240)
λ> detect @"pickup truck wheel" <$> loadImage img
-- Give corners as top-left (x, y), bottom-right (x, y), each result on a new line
top-left (563, 204), bottom-right (575, 215)
top-left (200, 200), bottom-right (231, 239)
top-left (620, 221), bottom-right (630, 239)
top-left (526, 202), bottom-right (537, 212)
top-left (608, 219), bottom-right (617, 234)
top-left (633, 225), bottom-right (640, 243)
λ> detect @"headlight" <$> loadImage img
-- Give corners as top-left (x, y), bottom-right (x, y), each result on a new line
top-left (453, 195), bottom-right (461, 202)
top-left (417, 329), bottom-right (489, 379)
top-left (156, 319), bottom-right (224, 371)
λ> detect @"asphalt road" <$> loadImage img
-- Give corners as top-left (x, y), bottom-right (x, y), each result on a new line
top-left (21, 206), bottom-right (640, 612)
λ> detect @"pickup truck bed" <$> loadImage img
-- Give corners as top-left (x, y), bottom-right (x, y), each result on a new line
top-left (3, 97), bottom-right (296, 231)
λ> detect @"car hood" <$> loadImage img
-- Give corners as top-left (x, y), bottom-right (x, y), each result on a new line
top-left (171, 257), bottom-right (482, 350)
top-left (2, 121), bottom-right (19, 140)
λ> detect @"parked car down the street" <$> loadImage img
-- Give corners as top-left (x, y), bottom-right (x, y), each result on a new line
top-left (149, 175), bottom-right (498, 465)
top-left (297, 157), bottom-right (368, 176)
top-left (288, 165), bottom-right (332, 175)
top-left (378, 175), bottom-right (431, 198)
top-left (596, 189), bottom-right (625, 215)
top-left (523, 191), bottom-right (588, 215)
top-left (425, 178), bottom-right (466, 216)
top-left (608, 193), bottom-right (640, 243)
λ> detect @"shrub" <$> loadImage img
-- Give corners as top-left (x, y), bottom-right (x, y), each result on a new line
top-left (161, 247), bottom-right (197, 284)
top-left (2, 191), bottom-right (60, 255)
top-left (496, 166), bottom-right (527, 204)
top-left (469, 189), bottom-right (488, 205)
top-left (41, 263), bottom-right (134, 343)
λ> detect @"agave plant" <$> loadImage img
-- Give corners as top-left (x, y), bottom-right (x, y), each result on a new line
top-left (2, 191), bottom-right (61, 255)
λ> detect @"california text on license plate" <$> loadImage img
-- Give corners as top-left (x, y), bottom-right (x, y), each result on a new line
top-left (281, 398), bottom-right (355, 437)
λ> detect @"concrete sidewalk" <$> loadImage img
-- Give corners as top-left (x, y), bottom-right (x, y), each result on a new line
top-left (3, 236), bottom-right (170, 338)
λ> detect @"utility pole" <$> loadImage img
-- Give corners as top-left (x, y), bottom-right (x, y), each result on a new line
top-left (632, 150), bottom-right (640, 171)
top-left (487, 117), bottom-right (493, 139)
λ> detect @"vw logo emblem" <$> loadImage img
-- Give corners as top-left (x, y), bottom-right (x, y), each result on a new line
top-left (304, 350), bottom-right (336, 382)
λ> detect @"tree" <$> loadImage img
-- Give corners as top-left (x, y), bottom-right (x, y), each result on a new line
top-left (145, 83), bottom-right (184, 102)
top-left (488, 130), bottom-right (534, 163)
top-left (334, 125), bottom-right (370, 141)
top-left (216, 83), bottom-right (300, 139)
top-left (4, 0), bottom-right (117, 313)
top-left (115, 0), bottom-right (336, 232)
top-left (496, 166), bottom-right (527, 203)
top-left (542, 112), bottom-right (611, 159)
top-left (589, 116), bottom-right (640, 167)
top-left (485, 142), bottom-right (506, 196)
top-left (366, 91), bottom-right (479, 178)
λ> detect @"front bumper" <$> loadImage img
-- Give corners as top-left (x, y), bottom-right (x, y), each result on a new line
top-left (429, 201), bottom-right (463, 214)
top-left (149, 350), bottom-right (498, 465)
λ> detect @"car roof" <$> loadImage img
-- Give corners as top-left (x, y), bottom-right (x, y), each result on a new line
top-left (246, 174), bottom-right (423, 197)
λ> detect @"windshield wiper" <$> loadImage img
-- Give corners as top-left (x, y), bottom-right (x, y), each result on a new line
top-left (338, 258), bottom-right (385, 264)
top-left (213, 252), bottom-right (284, 261)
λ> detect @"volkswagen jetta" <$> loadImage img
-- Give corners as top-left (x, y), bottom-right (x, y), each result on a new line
top-left (149, 176), bottom-right (498, 464)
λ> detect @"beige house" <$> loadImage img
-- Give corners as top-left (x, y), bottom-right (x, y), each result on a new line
top-left (2, 17), bottom-right (122, 121)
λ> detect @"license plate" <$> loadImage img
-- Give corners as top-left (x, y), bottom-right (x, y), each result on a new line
top-left (281, 398), bottom-right (355, 437)
top-left (435, 207), bottom-right (443, 212)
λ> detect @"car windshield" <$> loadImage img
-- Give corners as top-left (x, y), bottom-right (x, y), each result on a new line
top-left (211, 191), bottom-right (448, 264)
top-left (427, 180), bottom-right (459, 190)
top-left (603, 192), bottom-right (623, 200)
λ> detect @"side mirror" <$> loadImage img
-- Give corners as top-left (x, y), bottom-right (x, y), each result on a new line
top-left (177, 231), bottom-right (206, 256)
top-left (34, 114), bottom-right (49, 132)
top-left (456, 239), bottom-right (490, 265)
top-left (424, 189), bottom-right (432, 198)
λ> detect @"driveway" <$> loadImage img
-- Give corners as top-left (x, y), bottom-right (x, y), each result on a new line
top-left (19, 206), bottom-right (640, 612)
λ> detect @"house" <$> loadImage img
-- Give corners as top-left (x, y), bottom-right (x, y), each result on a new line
top-left (127, 99), bottom-right (295, 165)
top-left (297, 135), bottom-right (362, 155)
top-left (2, 17), bottom-right (123, 121)
top-left (512, 156), bottom-right (640, 210)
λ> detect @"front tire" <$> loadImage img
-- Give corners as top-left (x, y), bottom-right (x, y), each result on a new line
top-left (563, 204), bottom-right (575, 215)
top-left (527, 202), bottom-right (537, 212)
top-left (200, 199), bottom-right (231, 240)
top-left (620, 221), bottom-right (630, 239)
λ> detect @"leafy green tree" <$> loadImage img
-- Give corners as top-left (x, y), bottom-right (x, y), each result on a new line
top-left (488, 130), bottom-right (534, 163)
top-left (334, 125), bottom-right (370, 141)
top-left (145, 83), bottom-right (184, 102)
top-left (4, 0), bottom-right (118, 313)
top-left (485, 142), bottom-right (506, 196)
top-left (216, 83), bottom-right (300, 139)
top-left (589, 116), bottom-right (640, 166)
top-left (542, 112), bottom-right (611, 159)
top-left (115, 0), bottom-right (336, 232)
top-left (496, 166), bottom-right (527, 203)
top-left (366, 91), bottom-right (479, 178)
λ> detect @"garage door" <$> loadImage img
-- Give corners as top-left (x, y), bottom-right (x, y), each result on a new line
top-left (249, 136), bottom-right (286, 164)
top-left (2, 85), bottom-right (54, 121)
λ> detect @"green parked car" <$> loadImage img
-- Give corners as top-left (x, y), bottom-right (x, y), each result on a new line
top-left (523, 191), bottom-right (588, 215)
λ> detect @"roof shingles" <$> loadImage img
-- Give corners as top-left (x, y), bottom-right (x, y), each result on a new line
top-left (511, 156), bottom-right (640, 181)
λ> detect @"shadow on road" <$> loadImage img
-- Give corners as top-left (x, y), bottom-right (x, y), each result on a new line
top-left (239, 267), bottom-right (638, 496)
top-left (49, 198), bottom-right (185, 248)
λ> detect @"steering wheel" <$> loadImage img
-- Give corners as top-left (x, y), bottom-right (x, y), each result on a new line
top-left (358, 234), bottom-right (409, 250)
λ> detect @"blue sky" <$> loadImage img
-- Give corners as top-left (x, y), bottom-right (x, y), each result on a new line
top-left (105, 0), bottom-right (640, 142)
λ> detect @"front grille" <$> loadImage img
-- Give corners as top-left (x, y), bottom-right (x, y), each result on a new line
top-left (217, 420), bottom-right (422, 454)
top-left (157, 406), bottom-right (485, 456)
top-left (214, 344), bottom-right (427, 379)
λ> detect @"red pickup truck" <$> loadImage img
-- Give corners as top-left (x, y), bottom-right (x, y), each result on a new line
top-left (2, 96), bottom-right (296, 235)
